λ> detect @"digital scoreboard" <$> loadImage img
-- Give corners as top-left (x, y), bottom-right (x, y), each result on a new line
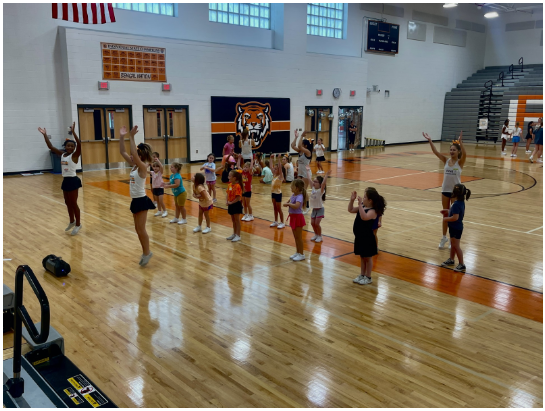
top-left (366, 20), bottom-right (399, 54)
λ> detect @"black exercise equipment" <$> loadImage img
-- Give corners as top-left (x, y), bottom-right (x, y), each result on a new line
top-left (42, 255), bottom-right (71, 277)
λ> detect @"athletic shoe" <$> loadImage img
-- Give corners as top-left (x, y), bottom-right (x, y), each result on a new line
top-left (501, 151), bottom-right (506, 155)
top-left (154, 211), bottom-right (162, 216)
top-left (303, 208), bottom-right (310, 215)
top-left (357, 276), bottom-right (372, 285)
top-left (213, 198), bottom-right (217, 203)
top-left (310, 235), bottom-right (317, 241)
top-left (510, 154), bottom-right (515, 157)
top-left (153, 202), bottom-right (157, 207)
top-left (140, 252), bottom-right (153, 266)
top-left (193, 226), bottom-right (202, 233)
top-left (241, 214), bottom-right (249, 221)
top-left (441, 258), bottom-right (455, 267)
top-left (538, 159), bottom-right (543, 163)
top-left (202, 227), bottom-right (211, 234)
top-left (162, 211), bottom-right (168, 218)
top-left (290, 253), bottom-right (299, 260)
top-left (71, 225), bottom-right (82, 236)
top-left (314, 236), bottom-right (322, 243)
top-left (438, 236), bottom-right (449, 249)
top-left (247, 215), bottom-right (254, 221)
top-left (170, 218), bottom-right (179, 223)
top-left (353, 275), bottom-right (365, 283)
top-left (277, 223), bottom-right (285, 229)
top-left (270, 221), bottom-right (278, 227)
top-left (292, 253), bottom-right (306, 261)
top-left (226, 234), bottom-right (236, 240)
top-left (65, 221), bottom-right (76, 231)
top-left (178, 219), bottom-right (187, 225)
top-left (529, 156), bottom-right (534, 163)
top-left (231, 235), bottom-right (241, 242)
top-left (454, 264), bottom-right (466, 273)
top-left (513, 154), bottom-right (517, 157)
top-left (526, 150), bottom-right (531, 153)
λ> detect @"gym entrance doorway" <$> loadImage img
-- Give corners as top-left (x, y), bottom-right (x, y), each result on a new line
top-left (304, 106), bottom-right (332, 150)
top-left (143, 106), bottom-right (190, 164)
top-left (337, 107), bottom-right (362, 151)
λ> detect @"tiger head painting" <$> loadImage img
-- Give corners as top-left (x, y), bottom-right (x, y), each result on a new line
top-left (235, 102), bottom-right (272, 150)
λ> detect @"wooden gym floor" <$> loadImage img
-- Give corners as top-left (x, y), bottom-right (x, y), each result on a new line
top-left (3, 142), bottom-right (543, 407)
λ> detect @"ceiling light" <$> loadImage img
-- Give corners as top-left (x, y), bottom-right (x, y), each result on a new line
top-left (443, 3), bottom-right (458, 8)
top-left (484, 11), bottom-right (499, 18)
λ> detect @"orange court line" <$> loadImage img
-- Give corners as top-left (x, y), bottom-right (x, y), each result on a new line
top-left (88, 179), bottom-right (543, 322)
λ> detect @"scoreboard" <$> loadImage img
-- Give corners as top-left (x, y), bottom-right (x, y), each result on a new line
top-left (366, 20), bottom-right (400, 54)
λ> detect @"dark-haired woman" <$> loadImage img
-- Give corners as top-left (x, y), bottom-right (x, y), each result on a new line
top-left (525, 121), bottom-right (534, 153)
top-left (423, 131), bottom-right (466, 249)
top-left (501, 119), bottom-right (511, 155)
top-left (39, 122), bottom-right (82, 235)
top-left (119, 125), bottom-right (156, 266)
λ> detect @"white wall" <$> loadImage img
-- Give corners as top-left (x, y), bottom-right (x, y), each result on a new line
top-left (307, 3), bottom-right (488, 144)
top-left (3, 3), bottom-right (366, 172)
top-left (484, 8), bottom-right (543, 67)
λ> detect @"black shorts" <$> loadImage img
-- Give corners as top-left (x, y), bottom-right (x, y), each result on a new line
top-left (442, 192), bottom-right (452, 199)
top-left (130, 196), bottom-right (156, 214)
top-left (61, 176), bottom-right (82, 192)
top-left (152, 188), bottom-right (164, 196)
top-left (526, 134), bottom-right (533, 140)
top-left (449, 227), bottom-right (463, 239)
top-left (316, 156), bottom-right (326, 162)
top-left (348, 135), bottom-right (355, 144)
top-left (271, 193), bottom-right (282, 202)
top-left (242, 191), bottom-right (252, 198)
top-left (228, 201), bottom-right (243, 215)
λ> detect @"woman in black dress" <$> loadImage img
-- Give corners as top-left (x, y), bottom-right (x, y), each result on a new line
top-left (348, 188), bottom-right (386, 285)
top-left (525, 121), bottom-right (534, 153)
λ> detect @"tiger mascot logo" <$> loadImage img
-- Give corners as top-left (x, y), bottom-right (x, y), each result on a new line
top-left (235, 102), bottom-right (272, 149)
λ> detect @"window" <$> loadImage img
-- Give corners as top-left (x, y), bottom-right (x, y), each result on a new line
top-left (113, 3), bottom-right (175, 17)
top-left (307, 3), bottom-right (344, 38)
top-left (209, 3), bottom-right (271, 29)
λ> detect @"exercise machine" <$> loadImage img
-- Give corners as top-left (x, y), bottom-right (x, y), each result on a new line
top-left (3, 265), bottom-right (116, 408)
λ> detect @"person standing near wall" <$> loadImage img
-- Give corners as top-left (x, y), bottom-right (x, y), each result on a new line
top-left (529, 118), bottom-right (543, 163)
top-left (525, 121), bottom-right (535, 153)
top-left (348, 120), bottom-right (357, 152)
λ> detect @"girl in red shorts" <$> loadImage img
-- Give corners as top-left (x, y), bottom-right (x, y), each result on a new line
top-left (283, 179), bottom-right (307, 261)
top-left (192, 173), bottom-right (213, 234)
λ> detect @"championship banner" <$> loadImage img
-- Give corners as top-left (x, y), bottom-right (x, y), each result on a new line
top-left (211, 96), bottom-right (291, 158)
top-left (101, 43), bottom-right (166, 82)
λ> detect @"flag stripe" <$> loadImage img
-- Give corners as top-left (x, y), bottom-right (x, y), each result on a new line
top-left (91, 3), bottom-right (98, 24)
top-left (52, 3), bottom-right (58, 19)
top-left (107, 4), bottom-right (116, 23)
top-left (99, 3), bottom-right (106, 24)
top-left (52, 3), bottom-right (115, 24)
top-left (62, 3), bottom-right (68, 21)
top-left (82, 3), bottom-right (89, 24)
top-left (72, 3), bottom-right (79, 22)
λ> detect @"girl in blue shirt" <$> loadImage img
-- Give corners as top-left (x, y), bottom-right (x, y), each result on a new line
top-left (441, 183), bottom-right (471, 272)
top-left (163, 162), bottom-right (187, 225)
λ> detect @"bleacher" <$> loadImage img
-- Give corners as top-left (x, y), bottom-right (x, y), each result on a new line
top-left (441, 62), bottom-right (543, 143)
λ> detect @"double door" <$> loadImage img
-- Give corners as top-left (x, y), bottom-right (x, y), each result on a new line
top-left (338, 106), bottom-right (363, 151)
top-left (305, 106), bottom-right (332, 150)
top-left (77, 105), bottom-right (132, 170)
top-left (143, 106), bottom-right (189, 164)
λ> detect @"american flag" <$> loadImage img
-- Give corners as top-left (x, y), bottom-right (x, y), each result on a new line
top-left (52, 3), bottom-right (116, 24)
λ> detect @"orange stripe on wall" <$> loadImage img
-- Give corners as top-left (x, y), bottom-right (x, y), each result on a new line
top-left (211, 121), bottom-right (291, 134)
top-left (516, 96), bottom-right (543, 124)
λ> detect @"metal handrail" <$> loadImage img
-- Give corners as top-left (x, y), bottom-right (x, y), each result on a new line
top-left (7, 265), bottom-right (50, 398)
top-left (498, 71), bottom-right (505, 87)
top-left (509, 64), bottom-right (514, 79)
top-left (519, 57), bottom-right (524, 72)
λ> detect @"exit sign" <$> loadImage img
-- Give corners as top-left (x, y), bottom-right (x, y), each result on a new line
top-left (316, 89), bottom-right (323, 96)
top-left (350, 90), bottom-right (356, 96)
top-left (98, 81), bottom-right (109, 90)
top-left (162, 83), bottom-right (171, 91)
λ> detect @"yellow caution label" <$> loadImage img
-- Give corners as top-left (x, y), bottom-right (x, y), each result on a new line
top-left (68, 377), bottom-right (83, 390)
top-left (63, 389), bottom-right (83, 405)
top-left (84, 394), bottom-right (100, 408)
top-left (32, 357), bottom-right (49, 366)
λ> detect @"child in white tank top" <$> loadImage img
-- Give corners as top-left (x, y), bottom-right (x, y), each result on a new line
top-left (309, 170), bottom-right (331, 243)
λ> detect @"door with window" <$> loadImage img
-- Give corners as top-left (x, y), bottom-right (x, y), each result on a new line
top-left (77, 105), bottom-right (132, 170)
top-left (305, 106), bottom-right (332, 151)
top-left (143, 106), bottom-right (189, 164)
top-left (337, 106), bottom-right (363, 151)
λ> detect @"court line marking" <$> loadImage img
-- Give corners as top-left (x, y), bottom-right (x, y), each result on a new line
top-left (36, 194), bottom-right (543, 402)
top-left (326, 195), bottom-right (543, 236)
top-left (526, 226), bottom-right (543, 233)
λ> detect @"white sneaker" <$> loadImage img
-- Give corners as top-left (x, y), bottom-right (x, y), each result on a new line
top-left (162, 211), bottom-right (168, 218)
top-left (315, 236), bottom-right (322, 243)
top-left (226, 234), bottom-right (236, 240)
top-left (530, 156), bottom-right (534, 163)
top-left (202, 227), bottom-right (211, 234)
top-left (277, 223), bottom-right (285, 229)
top-left (213, 198), bottom-right (217, 203)
top-left (154, 211), bottom-right (162, 216)
top-left (292, 253), bottom-right (305, 261)
top-left (65, 221), bottom-right (76, 231)
top-left (193, 226), bottom-right (202, 233)
top-left (270, 221), bottom-right (278, 227)
top-left (538, 159), bottom-right (543, 163)
top-left (357, 276), bottom-right (372, 285)
top-left (510, 154), bottom-right (515, 157)
top-left (310, 235), bottom-right (317, 241)
top-left (140, 252), bottom-right (153, 266)
top-left (501, 151), bottom-right (506, 155)
top-left (303, 208), bottom-right (310, 215)
top-left (513, 154), bottom-right (517, 157)
top-left (289, 253), bottom-right (299, 260)
top-left (526, 150), bottom-right (531, 154)
top-left (71, 225), bottom-right (82, 236)
top-left (170, 218), bottom-right (179, 223)
top-left (231, 235), bottom-right (241, 242)
top-left (178, 219), bottom-right (187, 225)
top-left (247, 215), bottom-right (254, 221)
top-left (241, 214), bottom-right (248, 221)
top-left (353, 275), bottom-right (364, 283)
top-left (153, 202), bottom-right (157, 207)
top-left (438, 236), bottom-right (449, 249)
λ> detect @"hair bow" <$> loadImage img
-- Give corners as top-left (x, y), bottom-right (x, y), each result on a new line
top-left (235, 169), bottom-right (243, 174)
top-left (452, 140), bottom-right (460, 145)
